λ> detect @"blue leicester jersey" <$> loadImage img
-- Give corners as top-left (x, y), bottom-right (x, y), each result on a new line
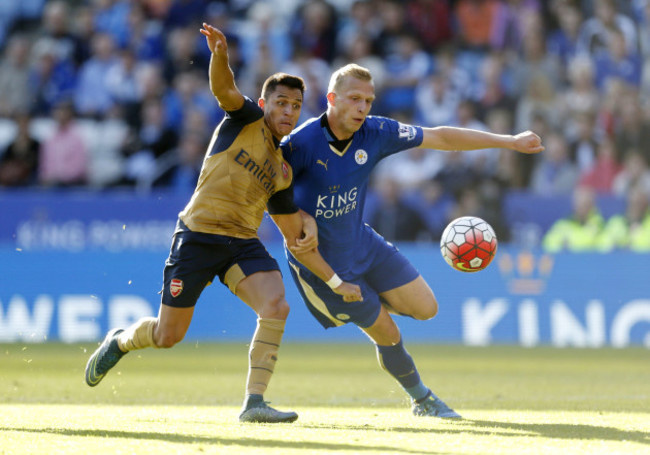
top-left (281, 114), bottom-right (423, 274)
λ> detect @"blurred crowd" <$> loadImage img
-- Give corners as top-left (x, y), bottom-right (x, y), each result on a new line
top-left (0, 0), bottom-right (649, 250)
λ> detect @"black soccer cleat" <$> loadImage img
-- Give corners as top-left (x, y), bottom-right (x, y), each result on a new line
top-left (239, 395), bottom-right (298, 423)
top-left (85, 328), bottom-right (126, 387)
top-left (412, 391), bottom-right (462, 419)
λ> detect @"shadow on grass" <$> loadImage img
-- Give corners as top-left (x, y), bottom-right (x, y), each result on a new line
top-left (0, 427), bottom-right (447, 455)
top-left (466, 419), bottom-right (650, 445)
top-left (300, 419), bottom-right (649, 446)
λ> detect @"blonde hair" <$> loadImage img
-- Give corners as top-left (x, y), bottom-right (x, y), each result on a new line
top-left (327, 64), bottom-right (373, 94)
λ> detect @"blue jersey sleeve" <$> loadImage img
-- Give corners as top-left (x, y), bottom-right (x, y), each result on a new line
top-left (371, 116), bottom-right (424, 159)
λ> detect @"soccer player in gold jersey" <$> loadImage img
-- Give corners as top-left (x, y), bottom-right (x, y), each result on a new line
top-left (85, 23), bottom-right (362, 424)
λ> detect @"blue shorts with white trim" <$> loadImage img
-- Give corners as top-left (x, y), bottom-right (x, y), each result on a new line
top-left (287, 235), bottom-right (419, 329)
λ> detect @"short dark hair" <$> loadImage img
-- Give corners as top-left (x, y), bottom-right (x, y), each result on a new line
top-left (261, 73), bottom-right (305, 100)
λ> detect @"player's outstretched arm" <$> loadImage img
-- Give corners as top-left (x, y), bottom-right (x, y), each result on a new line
top-left (200, 22), bottom-right (244, 111)
top-left (271, 212), bottom-right (363, 302)
top-left (420, 127), bottom-right (544, 154)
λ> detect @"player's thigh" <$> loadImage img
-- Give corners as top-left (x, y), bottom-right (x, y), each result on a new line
top-left (161, 229), bottom-right (225, 308)
top-left (220, 238), bottom-right (287, 318)
top-left (360, 305), bottom-right (401, 346)
top-left (362, 239), bottom-right (437, 319)
top-left (158, 232), bottom-right (221, 347)
top-left (379, 275), bottom-right (438, 320)
top-left (235, 270), bottom-right (288, 319)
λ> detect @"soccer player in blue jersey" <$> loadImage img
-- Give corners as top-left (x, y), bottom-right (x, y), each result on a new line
top-left (275, 64), bottom-right (544, 418)
top-left (84, 24), bottom-right (361, 424)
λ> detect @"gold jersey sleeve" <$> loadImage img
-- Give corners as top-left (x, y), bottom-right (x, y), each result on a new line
top-left (179, 101), bottom-right (292, 239)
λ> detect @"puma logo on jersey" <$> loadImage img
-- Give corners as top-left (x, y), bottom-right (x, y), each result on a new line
top-left (317, 159), bottom-right (328, 171)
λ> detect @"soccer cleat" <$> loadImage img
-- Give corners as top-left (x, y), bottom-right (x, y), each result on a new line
top-left (412, 391), bottom-right (462, 419)
top-left (239, 399), bottom-right (298, 423)
top-left (85, 328), bottom-right (126, 387)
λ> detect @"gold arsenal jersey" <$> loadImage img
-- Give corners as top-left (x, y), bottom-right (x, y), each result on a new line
top-left (179, 97), bottom-right (293, 238)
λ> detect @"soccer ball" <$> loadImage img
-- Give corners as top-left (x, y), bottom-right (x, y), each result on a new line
top-left (440, 216), bottom-right (497, 272)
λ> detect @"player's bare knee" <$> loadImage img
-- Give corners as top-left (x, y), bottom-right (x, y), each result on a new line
top-left (413, 299), bottom-right (438, 320)
top-left (260, 295), bottom-right (290, 320)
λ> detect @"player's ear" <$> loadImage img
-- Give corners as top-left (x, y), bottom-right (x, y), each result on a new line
top-left (326, 92), bottom-right (336, 105)
top-left (258, 98), bottom-right (265, 109)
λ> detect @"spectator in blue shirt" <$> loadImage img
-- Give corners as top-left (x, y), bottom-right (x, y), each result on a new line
top-left (593, 27), bottom-right (642, 90)
top-left (74, 33), bottom-right (120, 118)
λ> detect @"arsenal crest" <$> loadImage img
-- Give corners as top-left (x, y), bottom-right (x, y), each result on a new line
top-left (282, 162), bottom-right (289, 178)
top-left (170, 279), bottom-right (184, 297)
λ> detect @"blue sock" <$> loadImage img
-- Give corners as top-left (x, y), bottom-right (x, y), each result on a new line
top-left (376, 337), bottom-right (429, 402)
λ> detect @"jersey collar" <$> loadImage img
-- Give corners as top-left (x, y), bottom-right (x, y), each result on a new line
top-left (320, 114), bottom-right (354, 157)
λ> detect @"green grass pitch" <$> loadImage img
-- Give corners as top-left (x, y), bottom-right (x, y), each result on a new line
top-left (1, 342), bottom-right (648, 454)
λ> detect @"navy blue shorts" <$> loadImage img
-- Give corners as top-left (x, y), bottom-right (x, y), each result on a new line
top-left (161, 221), bottom-right (280, 308)
top-left (287, 235), bottom-right (419, 329)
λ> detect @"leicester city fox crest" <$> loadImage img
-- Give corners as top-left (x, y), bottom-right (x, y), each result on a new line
top-left (354, 149), bottom-right (368, 165)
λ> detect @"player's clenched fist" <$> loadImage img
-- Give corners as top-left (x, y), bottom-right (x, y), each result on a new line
top-left (333, 282), bottom-right (363, 302)
top-left (512, 130), bottom-right (545, 154)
